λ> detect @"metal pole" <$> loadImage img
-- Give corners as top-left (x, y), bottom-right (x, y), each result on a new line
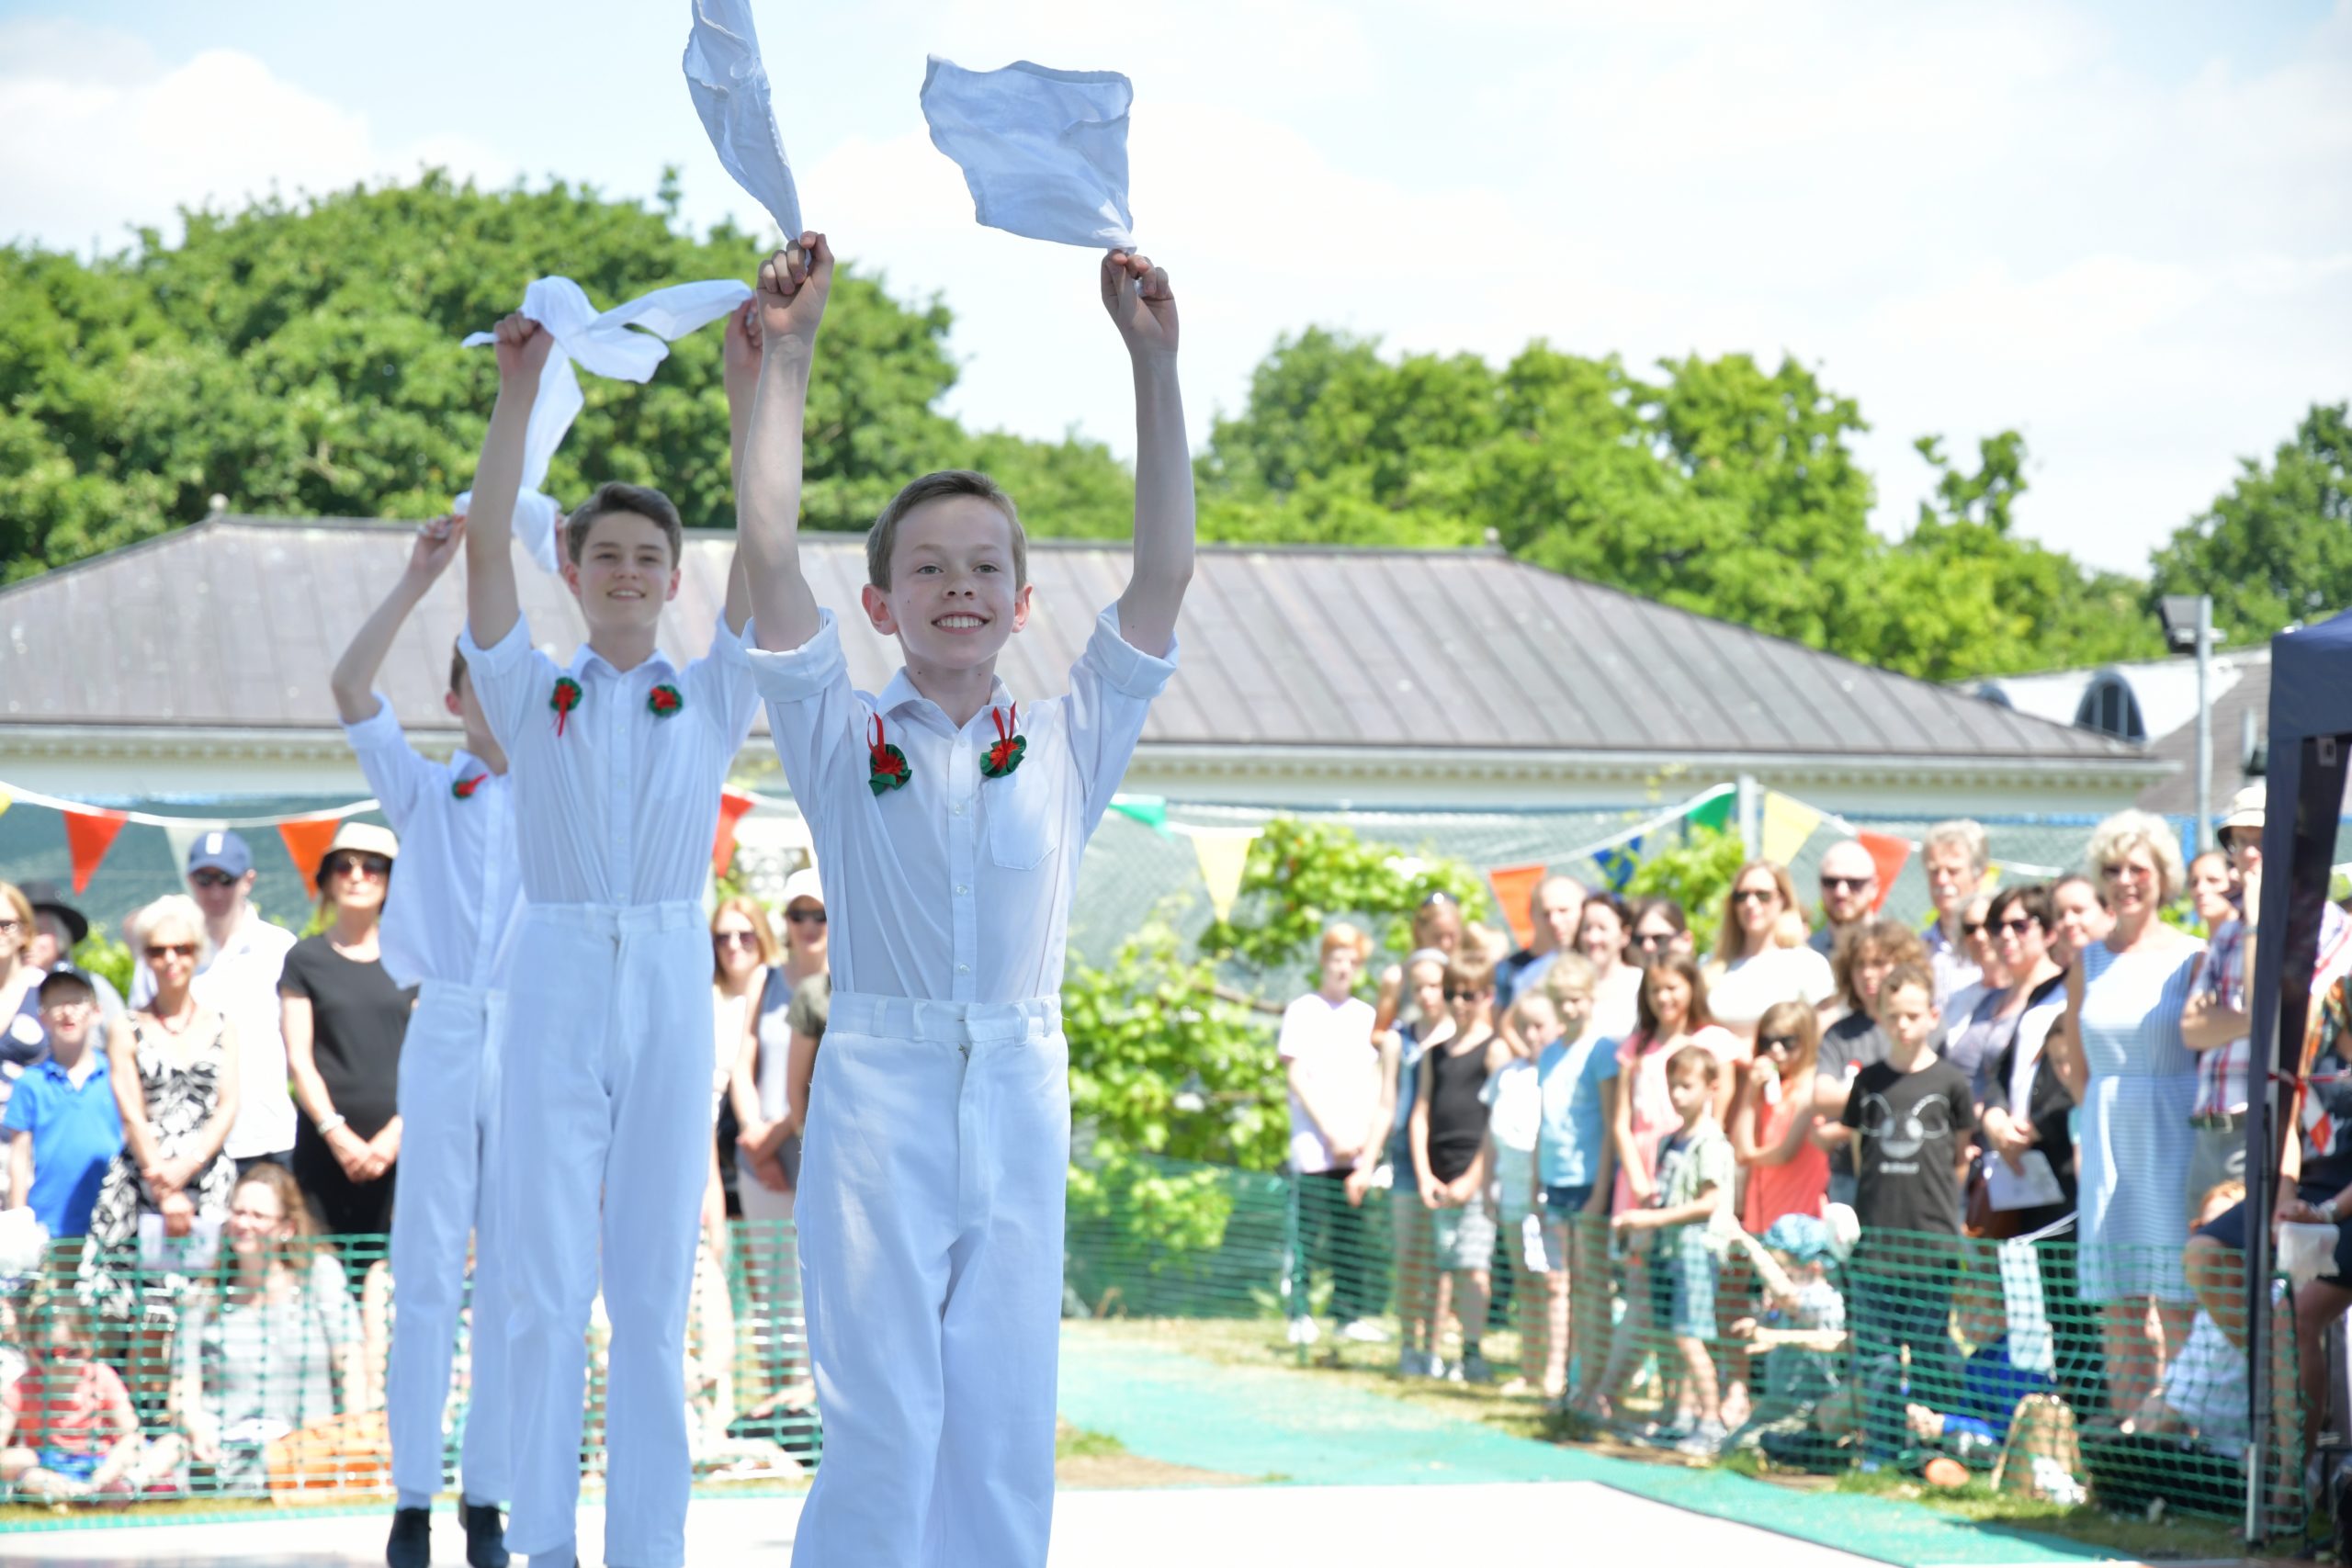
top-left (1737, 773), bottom-right (1761, 861)
top-left (2197, 594), bottom-right (2214, 853)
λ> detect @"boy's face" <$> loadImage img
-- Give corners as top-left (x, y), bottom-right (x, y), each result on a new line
top-left (39, 987), bottom-right (96, 1050)
top-left (565, 512), bottom-right (680, 635)
top-left (1551, 985), bottom-right (1593, 1032)
top-left (861, 498), bottom-right (1032, 672)
top-left (1408, 962), bottom-right (1446, 1021)
top-left (1518, 998), bottom-right (1563, 1049)
top-left (1877, 980), bottom-right (1939, 1051)
top-left (443, 670), bottom-right (499, 754)
top-left (1665, 1066), bottom-right (1711, 1119)
top-left (1319, 945), bottom-right (1363, 992)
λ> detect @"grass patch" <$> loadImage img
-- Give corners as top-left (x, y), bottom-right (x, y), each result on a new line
top-left (1056, 1423), bottom-right (1130, 1461)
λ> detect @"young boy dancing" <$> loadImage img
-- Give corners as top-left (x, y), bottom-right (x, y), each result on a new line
top-left (458, 300), bottom-right (767, 1568)
top-left (330, 513), bottom-right (526, 1568)
top-left (735, 234), bottom-right (1190, 1566)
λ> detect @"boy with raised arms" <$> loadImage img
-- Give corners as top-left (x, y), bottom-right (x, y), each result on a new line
top-left (458, 299), bottom-right (767, 1568)
top-left (735, 234), bottom-right (1191, 1565)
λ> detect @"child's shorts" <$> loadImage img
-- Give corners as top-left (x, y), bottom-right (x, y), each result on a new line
top-left (1432, 1195), bottom-right (1498, 1272)
top-left (1537, 1184), bottom-right (1594, 1270)
top-left (1648, 1229), bottom-right (1719, 1340)
top-left (37, 1449), bottom-right (99, 1482)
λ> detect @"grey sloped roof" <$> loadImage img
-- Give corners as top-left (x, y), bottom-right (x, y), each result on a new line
top-left (0, 516), bottom-right (2145, 764)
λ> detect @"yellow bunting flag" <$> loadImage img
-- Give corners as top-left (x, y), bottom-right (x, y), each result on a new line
top-left (0, 789), bottom-right (10, 818)
top-left (1759, 791), bottom-right (1825, 865)
top-left (1187, 827), bottom-right (1261, 923)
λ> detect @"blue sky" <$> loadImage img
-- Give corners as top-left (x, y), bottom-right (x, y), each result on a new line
top-left (4, 0), bottom-right (2346, 587)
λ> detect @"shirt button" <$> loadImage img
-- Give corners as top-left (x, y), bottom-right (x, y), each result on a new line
top-left (955, 884), bottom-right (969, 897)
top-left (953, 802), bottom-right (967, 817)
top-left (956, 964), bottom-right (970, 975)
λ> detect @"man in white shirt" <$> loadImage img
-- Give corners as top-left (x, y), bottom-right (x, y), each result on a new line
top-left (332, 513), bottom-right (525, 1568)
top-left (1279, 926), bottom-right (1386, 1347)
top-left (1919, 819), bottom-right (1988, 1009)
top-left (132, 831), bottom-right (298, 1174)
top-left (458, 299), bottom-right (764, 1568)
top-left (737, 240), bottom-right (1190, 1567)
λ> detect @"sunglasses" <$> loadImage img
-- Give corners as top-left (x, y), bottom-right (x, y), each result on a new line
top-left (1989, 915), bottom-right (2038, 935)
top-left (713, 931), bottom-right (761, 949)
top-left (1758, 1034), bottom-right (1798, 1053)
top-left (2101, 862), bottom-right (2153, 881)
top-left (0, 919), bottom-right (19, 935)
top-left (145, 942), bottom-right (199, 961)
top-left (1961, 920), bottom-right (1985, 936)
top-left (189, 869), bottom-right (239, 889)
top-left (324, 853), bottom-right (393, 880)
top-left (1634, 931), bottom-right (1675, 947)
top-left (1732, 888), bottom-right (1779, 905)
top-left (1443, 987), bottom-right (1490, 1002)
top-left (786, 908), bottom-right (827, 926)
top-left (1820, 875), bottom-right (1874, 893)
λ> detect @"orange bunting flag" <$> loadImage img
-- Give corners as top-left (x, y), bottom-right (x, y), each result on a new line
top-left (1858, 831), bottom-right (1913, 913)
top-left (713, 788), bottom-right (756, 878)
top-left (1487, 863), bottom-right (1549, 950)
top-left (279, 818), bottom-right (345, 896)
top-left (62, 808), bottom-right (129, 895)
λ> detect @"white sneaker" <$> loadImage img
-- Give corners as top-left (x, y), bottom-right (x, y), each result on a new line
top-left (1442, 1359), bottom-right (1466, 1383)
top-left (1285, 1315), bottom-right (1321, 1347)
top-left (1419, 1349), bottom-right (1447, 1378)
top-left (1674, 1419), bottom-right (1728, 1459)
top-left (1338, 1319), bottom-right (1391, 1344)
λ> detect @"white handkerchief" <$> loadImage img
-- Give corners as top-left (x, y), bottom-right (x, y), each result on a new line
top-left (1986, 1149), bottom-right (2066, 1211)
top-left (921, 56), bottom-right (1136, 249)
top-left (684, 0), bottom-right (803, 242)
top-left (458, 276), bottom-right (752, 570)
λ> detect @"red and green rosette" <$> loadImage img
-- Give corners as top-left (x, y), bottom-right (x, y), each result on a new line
top-left (451, 773), bottom-right (488, 800)
top-left (549, 676), bottom-right (582, 737)
top-left (981, 703), bottom-right (1026, 780)
top-left (868, 714), bottom-right (911, 796)
top-left (648, 683), bottom-right (684, 718)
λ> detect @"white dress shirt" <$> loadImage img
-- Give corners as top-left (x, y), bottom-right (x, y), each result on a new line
top-left (751, 604), bottom-right (1176, 1004)
top-left (197, 910), bottom-right (299, 1159)
top-left (458, 616), bottom-right (761, 907)
top-left (342, 697), bottom-right (526, 992)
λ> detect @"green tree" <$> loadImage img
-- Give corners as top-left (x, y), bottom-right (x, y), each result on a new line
top-left (1622, 823), bottom-right (1746, 945)
top-left (2149, 403), bottom-right (2352, 642)
top-left (1201, 817), bottom-right (1491, 984)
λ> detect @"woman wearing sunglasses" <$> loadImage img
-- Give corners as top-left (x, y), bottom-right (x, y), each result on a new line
top-left (78, 894), bottom-right (243, 1419)
top-left (282, 822), bottom-right (413, 1239)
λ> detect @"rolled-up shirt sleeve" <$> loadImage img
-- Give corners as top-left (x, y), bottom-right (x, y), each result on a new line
top-left (341, 695), bottom-right (439, 835)
top-left (687, 614), bottom-right (763, 752)
top-left (456, 616), bottom-right (548, 750)
top-left (1066, 604), bottom-right (1178, 833)
top-left (748, 609), bottom-right (865, 805)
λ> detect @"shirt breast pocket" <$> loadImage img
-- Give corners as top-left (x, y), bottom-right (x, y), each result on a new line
top-left (985, 767), bottom-right (1056, 872)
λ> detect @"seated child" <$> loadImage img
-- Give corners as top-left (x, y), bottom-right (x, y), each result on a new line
top-left (0, 1294), bottom-right (174, 1500)
top-left (1725, 1213), bottom-right (1848, 1453)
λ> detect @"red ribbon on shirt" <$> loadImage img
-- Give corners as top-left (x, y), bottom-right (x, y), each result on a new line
top-left (868, 714), bottom-right (911, 796)
top-left (981, 704), bottom-right (1027, 780)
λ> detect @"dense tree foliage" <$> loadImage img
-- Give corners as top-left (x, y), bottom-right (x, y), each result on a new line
top-left (5, 174), bottom-right (2340, 677)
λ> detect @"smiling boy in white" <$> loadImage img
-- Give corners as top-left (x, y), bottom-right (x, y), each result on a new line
top-left (331, 513), bottom-right (526, 1568)
top-left (735, 236), bottom-right (1192, 1567)
top-left (456, 301), bottom-right (767, 1568)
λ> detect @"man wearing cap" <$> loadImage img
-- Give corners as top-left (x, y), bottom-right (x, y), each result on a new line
top-left (18, 885), bottom-right (126, 1021)
top-left (2181, 784), bottom-right (2352, 1207)
top-left (331, 515), bottom-right (524, 1568)
top-left (1, 967), bottom-right (122, 1243)
top-left (130, 831), bottom-right (299, 1176)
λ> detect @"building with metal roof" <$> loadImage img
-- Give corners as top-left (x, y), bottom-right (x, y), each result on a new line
top-left (2, 514), bottom-right (2167, 814)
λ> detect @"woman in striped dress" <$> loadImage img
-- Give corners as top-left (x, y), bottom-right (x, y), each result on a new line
top-left (2050, 810), bottom-right (2203, 1420)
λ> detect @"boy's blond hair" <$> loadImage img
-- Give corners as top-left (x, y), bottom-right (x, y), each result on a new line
top-left (1541, 952), bottom-right (1598, 1000)
top-left (866, 470), bottom-right (1029, 591)
top-left (1508, 991), bottom-right (1560, 1034)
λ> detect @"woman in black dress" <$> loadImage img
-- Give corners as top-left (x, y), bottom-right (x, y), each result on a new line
top-left (282, 822), bottom-right (413, 1238)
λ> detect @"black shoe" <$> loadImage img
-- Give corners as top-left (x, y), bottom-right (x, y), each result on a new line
top-left (387, 1506), bottom-right (432, 1568)
top-left (459, 1499), bottom-right (511, 1568)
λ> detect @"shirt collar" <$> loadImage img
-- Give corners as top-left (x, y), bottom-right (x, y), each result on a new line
top-left (874, 668), bottom-right (1014, 734)
top-left (569, 643), bottom-right (680, 684)
top-left (38, 1052), bottom-right (104, 1084)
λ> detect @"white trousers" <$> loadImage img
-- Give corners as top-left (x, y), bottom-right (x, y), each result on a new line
top-left (792, 993), bottom-right (1069, 1568)
top-left (386, 981), bottom-right (514, 1506)
top-left (501, 902), bottom-right (711, 1568)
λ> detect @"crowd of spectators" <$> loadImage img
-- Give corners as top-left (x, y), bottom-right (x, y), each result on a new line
top-left (1283, 795), bottom-right (2348, 1503)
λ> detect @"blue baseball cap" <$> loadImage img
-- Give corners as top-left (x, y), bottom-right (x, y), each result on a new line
top-left (1761, 1213), bottom-right (1834, 1265)
top-left (186, 829), bottom-right (254, 878)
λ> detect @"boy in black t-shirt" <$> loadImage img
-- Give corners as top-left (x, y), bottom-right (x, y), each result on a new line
top-left (1839, 962), bottom-right (1975, 1466)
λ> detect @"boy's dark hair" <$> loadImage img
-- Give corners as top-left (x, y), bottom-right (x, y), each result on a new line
top-left (448, 640), bottom-right (469, 699)
top-left (866, 470), bottom-right (1028, 591)
top-left (1665, 1043), bottom-right (1719, 1085)
top-left (1876, 962), bottom-right (1936, 1011)
top-left (565, 482), bottom-right (684, 568)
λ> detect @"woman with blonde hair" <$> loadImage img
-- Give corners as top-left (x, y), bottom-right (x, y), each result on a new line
top-left (77, 894), bottom-right (242, 1418)
top-left (2047, 809), bottom-right (2203, 1417)
top-left (1282, 922), bottom-right (1385, 1346)
top-left (1704, 862), bottom-right (1834, 1044)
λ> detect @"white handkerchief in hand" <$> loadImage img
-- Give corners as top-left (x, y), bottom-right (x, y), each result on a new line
top-left (684, 0), bottom-right (803, 243)
top-left (921, 56), bottom-right (1136, 250)
top-left (458, 276), bottom-right (752, 571)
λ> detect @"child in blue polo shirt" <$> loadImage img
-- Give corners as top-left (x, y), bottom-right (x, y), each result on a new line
top-left (2, 969), bottom-right (122, 1241)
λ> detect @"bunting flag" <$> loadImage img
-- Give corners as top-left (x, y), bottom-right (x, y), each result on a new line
top-left (1187, 827), bottom-right (1260, 923)
top-left (279, 818), bottom-right (345, 896)
top-left (1487, 863), bottom-right (1549, 949)
top-left (1593, 837), bottom-right (1643, 892)
top-left (62, 808), bottom-right (129, 895)
top-left (1759, 791), bottom-right (1825, 865)
top-left (1858, 830), bottom-right (1913, 912)
top-left (1109, 795), bottom-right (1170, 833)
top-left (1688, 792), bottom-right (1735, 835)
top-left (0, 788), bottom-right (10, 819)
top-left (712, 787), bottom-right (756, 878)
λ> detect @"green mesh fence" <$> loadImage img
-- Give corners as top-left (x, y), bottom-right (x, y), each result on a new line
top-left (0, 1169), bottom-right (2312, 1542)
